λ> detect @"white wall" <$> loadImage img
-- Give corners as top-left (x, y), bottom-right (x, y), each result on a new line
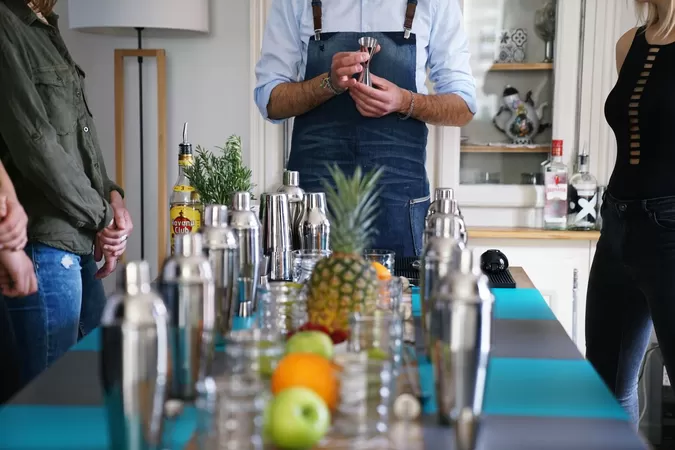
top-left (56, 0), bottom-right (250, 289)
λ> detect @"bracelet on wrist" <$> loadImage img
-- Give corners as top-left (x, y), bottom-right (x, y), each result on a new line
top-left (321, 73), bottom-right (346, 95)
top-left (399, 90), bottom-right (415, 120)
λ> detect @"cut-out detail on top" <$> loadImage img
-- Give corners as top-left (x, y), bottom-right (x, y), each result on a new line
top-left (631, 134), bottom-right (640, 140)
top-left (647, 55), bottom-right (656, 61)
top-left (629, 158), bottom-right (640, 165)
top-left (631, 94), bottom-right (641, 100)
top-left (631, 118), bottom-right (639, 124)
top-left (630, 126), bottom-right (640, 132)
top-left (629, 102), bottom-right (639, 108)
top-left (630, 142), bottom-right (640, 148)
top-left (634, 86), bottom-right (645, 92)
top-left (640, 71), bottom-right (650, 77)
top-left (629, 110), bottom-right (639, 116)
top-left (644, 63), bottom-right (654, 69)
top-left (649, 47), bottom-right (661, 53)
top-left (637, 79), bottom-right (648, 85)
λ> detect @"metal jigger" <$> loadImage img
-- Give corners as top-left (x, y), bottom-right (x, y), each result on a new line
top-left (358, 36), bottom-right (378, 87)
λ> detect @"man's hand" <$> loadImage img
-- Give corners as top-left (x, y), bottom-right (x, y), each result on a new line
top-left (349, 74), bottom-right (410, 118)
top-left (0, 251), bottom-right (37, 297)
top-left (330, 51), bottom-right (371, 91)
top-left (94, 246), bottom-right (117, 279)
top-left (0, 196), bottom-right (28, 251)
top-left (97, 191), bottom-right (132, 259)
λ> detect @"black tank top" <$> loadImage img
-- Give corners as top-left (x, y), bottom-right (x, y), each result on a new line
top-left (605, 27), bottom-right (675, 200)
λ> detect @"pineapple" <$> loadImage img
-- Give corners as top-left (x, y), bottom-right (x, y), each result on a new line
top-left (306, 164), bottom-right (384, 333)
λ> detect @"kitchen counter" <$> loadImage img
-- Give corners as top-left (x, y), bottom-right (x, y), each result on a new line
top-left (469, 226), bottom-right (601, 241)
top-left (0, 267), bottom-right (646, 450)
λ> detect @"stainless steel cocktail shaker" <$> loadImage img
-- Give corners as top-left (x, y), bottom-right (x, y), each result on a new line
top-left (426, 187), bottom-right (454, 222)
top-left (419, 207), bottom-right (464, 351)
top-left (100, 261), bottom-right (169, 450)
top-left (201, 205), bottom-right (239, 339)
top-left (424, 198), bottom-right (465, 247)
top-left (260, 192), bottom-right (293, 281)
top-left (159, 233), bottom-right (216, 401)
top-left (430, 248), bottom-right (493, 450)
top-left (277, 170), bottom-right (305, 250)
top-left (298, 192), bottom-right (330, 251)
top-left (228, 192), bottom-right (262, 314)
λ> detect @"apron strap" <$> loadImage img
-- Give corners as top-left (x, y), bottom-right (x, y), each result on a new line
top-left (311, 0), bottom-right (322, 40)
top-left (403, 0), bottom-right (418, 39)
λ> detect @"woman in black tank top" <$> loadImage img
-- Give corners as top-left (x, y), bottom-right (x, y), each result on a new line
top-left (586, 0), bottom-right (675, 425)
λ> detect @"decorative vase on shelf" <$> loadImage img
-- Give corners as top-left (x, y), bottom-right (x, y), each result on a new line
top-left (534, 0), bottom-right (557, 63)
top-left (496, 28), bottom-right (528, 64)
top-left (492, 85), bottom-right (550, 145)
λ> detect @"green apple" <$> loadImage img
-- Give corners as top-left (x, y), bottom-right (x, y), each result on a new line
top-left (367, 347), bottom-right (389, 361)
top-left (266, 387), bottom-right (331, 450)
top-left (285, 331), bottom-right (334, 360)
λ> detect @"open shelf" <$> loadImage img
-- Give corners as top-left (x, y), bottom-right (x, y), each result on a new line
top-left (490, 63), bottom-right (553, 71)
top-left (461, 144), bottom-right (550, 153)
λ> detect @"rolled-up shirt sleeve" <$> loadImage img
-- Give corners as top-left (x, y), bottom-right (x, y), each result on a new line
top-left (0, 40), bottom-right (113, 231)
top-left (427, 0), bottom-right (477, 114)
top-left (254, 0), bottom-right (304, 124)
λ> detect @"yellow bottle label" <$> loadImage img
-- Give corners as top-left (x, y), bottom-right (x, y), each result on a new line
top-left (178, 155), bottom-right (193, 167)
top-left (173, 184), bottom-right (195, 192)
top-left (170, 205), bottom-right (201, 252)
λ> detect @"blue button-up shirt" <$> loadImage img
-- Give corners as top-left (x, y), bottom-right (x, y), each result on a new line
top-left (254, 0), bottom-right (477, 123)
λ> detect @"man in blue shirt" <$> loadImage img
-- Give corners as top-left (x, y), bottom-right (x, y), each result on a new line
top-left (255, 0), bottom-right (476, 257)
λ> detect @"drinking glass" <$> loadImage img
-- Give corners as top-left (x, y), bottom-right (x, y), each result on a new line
top-left (256, 282), bottom-right (307, 336)
top-left (292, 249), bottom-right (331, 284)
top-left (377, 277), bottom-right (404, 315)
top-left (332, 352), bottom-right (394, 440)
top-left (348, 310), bottom-right (403, 375)
top-left (363, 249), bottom-right (395, 273)
top-left (216, 329), bottom-right (284, 450)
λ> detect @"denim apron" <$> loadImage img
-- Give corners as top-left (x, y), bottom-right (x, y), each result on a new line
top-left (286, 0), bottom-right (430, 258)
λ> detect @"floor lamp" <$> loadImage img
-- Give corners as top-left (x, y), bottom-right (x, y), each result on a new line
top-left (67, 0), bottom-right (209, 270)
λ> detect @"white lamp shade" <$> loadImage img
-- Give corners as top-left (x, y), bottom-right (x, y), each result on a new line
top-left (67, 0), bottom-right (209, 34)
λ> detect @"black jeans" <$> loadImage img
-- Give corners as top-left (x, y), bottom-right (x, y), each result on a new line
top-left (0, 297), bottom-right (21, 404)
top-left (586, 192), bottom-right (675, 424)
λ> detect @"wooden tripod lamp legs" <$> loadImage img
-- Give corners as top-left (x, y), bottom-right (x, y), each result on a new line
top-left (114, 48), bottom-right (168, 272)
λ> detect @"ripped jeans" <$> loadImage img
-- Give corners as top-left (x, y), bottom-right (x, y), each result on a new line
top-left (4, 243), bottom-right (107, 386)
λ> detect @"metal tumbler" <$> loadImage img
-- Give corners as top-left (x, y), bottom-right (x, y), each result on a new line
top-left (297, 192), bottom-right (330, 251)
top-left (259, 192), bottom-right (293, 281)
top-left (228, 192), bottom-right (261, 315)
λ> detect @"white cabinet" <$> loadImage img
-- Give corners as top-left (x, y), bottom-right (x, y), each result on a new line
top-left (471, 238), bottom-right (594, 353)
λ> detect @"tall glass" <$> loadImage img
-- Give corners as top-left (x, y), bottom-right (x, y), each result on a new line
top-left (348, 310), bottom-right (403, 375)
top-left (292, 249), bottom-right (331, 284)
top-left (216, 329), bottom-right (284, 450)
top-left (363, 249), bottom-right (395, 273)
top-left (377, 277), bottom-right (404, 315)
top-left (256, 282), bottom-right (307, 336)
top-left (331, 352), bottom-right (394, 440)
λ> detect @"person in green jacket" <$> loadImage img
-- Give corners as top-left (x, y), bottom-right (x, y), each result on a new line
top-left (0, 0), bottom-right (133, 386)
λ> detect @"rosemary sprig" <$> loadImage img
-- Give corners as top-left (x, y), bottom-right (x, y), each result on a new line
top-left (183, 135), bottom-right (256, 206)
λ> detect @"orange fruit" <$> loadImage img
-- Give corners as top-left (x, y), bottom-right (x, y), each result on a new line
top-left (371, 261), bottom-right (392, 280)
top-left (271, 353), bottom-right (339, 410)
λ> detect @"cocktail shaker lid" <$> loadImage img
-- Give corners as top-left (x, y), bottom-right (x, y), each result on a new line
top-left (283, 170), bottom-right (300, 187)
top-left (174, 233), bottom-right (204, 257)
top-left (305, 192), bottom-right (326, 210)
top-left (434, 187), bottom-right (455, 200)
top-left (231, 192), bottom-right (252, 211)
top-left (120, 260), bottom-right (153, 296)
top-left (203, 205), bottom-right (229, 228)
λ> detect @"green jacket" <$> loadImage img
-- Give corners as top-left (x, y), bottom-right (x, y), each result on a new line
top-left (0, 0), bottom-right (124, 255)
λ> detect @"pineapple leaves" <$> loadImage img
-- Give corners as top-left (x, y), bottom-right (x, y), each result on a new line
top-left (183, 135), bottom-right (256, 206)
top-left (320, 164), bottom-right (383, 253)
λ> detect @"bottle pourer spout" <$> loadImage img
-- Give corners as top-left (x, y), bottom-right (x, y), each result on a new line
top-left (182, 122), bottom-right (189, 144)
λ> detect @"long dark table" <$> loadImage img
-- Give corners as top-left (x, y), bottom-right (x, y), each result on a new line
top-left (0, 268), bottom-right (649, 449)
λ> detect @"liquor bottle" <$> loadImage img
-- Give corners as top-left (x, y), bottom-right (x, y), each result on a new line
top-left (543, 140), bottom-right (568, 230)
top-left (169, 123), bottom-right (202, 254)
top-left (567, 148), bottom-right (598, 230)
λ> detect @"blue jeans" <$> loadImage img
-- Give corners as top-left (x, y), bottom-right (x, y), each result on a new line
top-left (586, 193), bottom-right (675, 424)
top-left (4, 243), bottom-right (107, 386)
